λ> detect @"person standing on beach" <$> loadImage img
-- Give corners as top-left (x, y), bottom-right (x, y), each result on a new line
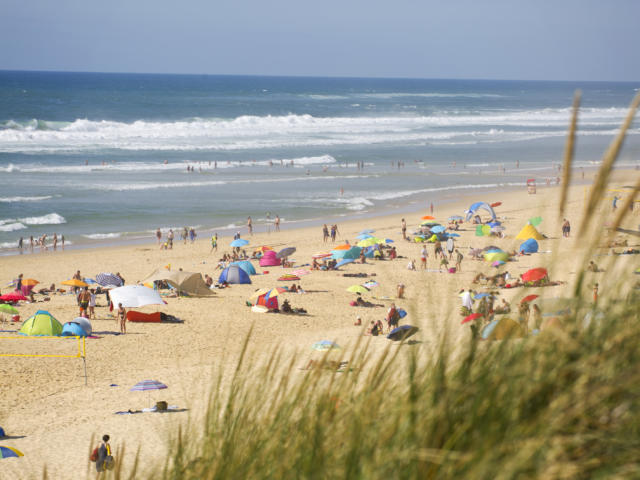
top-left (562, 219), bottom-right (571, 238)
top-left (156, 228), bottom-right (162, 244)
top-left (29, 236), bottom-right (34, 252)
top-left (18, 237), bottom-right (23, 252)
top-left (117, 303), bottom-right (126, 334)
top-left (167, 229), bottom-right (174, 249)
top-left (613, 196), bottom-right (619, 211)
top-left (420, 246), bottom-right (428, 269)
top-left (446, 237), bottom-right (455, 259)
top-left (189, 227), bottom-right (196, 243)
top-left (455, 249), bottom-right (464, 272)
top-left (401, 219), bottom-right (407, 240)
top-left (330, 224), bottom-right (338, 242)
top-left (275, 215), bottom-right (280, 232)
top-left (95, 434), bottom-right (114, 473)
top-left (210, 233), bottom-right (218, 252)
top-left (61, 234), bottom-right (65, 249)
top-left (247, 217), bottom-right (253, 236)
top-left (322, 224), bottom-right (329, 243)
top-left (53, 233), bottom-right (58, 251)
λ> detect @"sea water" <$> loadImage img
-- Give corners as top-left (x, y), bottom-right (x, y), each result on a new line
top-left (0, 71), bottom-right (638, 254)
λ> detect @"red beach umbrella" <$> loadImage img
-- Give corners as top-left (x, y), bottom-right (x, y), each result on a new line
top-left (0, 293), bottom-right (28, 302)
top-left (522, 268), bottom-right (548, 283)
top-left (461, 313), bottom-right (483, 324)
top-left (490, 202), bottom-right (502, 208)
top-left (520, 294), bottom-right (539, 304)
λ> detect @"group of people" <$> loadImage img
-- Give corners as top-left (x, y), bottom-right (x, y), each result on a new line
top-left (322, 224), bottom-right (340, 242)
top-left (17, 234), bottom-right (65, 253)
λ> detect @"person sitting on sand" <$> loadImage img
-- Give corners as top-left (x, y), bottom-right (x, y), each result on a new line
top-left (289, 284), bottom-right (298, 293)
top-left (281, 299), bottom-right (292, 313)
top-left (407, 259), bottom-right (416, 271)
top-left (389, 247), bottom-right (397, 259)
top-left (354, 316), bottom-right (362, 326)
top-left (587, 261), bottom-right (600, 272)
top-left (312, 258), bottom-right (320, 270)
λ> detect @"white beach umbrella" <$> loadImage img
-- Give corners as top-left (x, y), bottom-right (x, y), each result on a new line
top-left (108, 285), bottom-right (165, 308)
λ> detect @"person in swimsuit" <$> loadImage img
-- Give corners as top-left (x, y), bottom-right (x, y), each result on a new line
top-left (117, 303), bottom-right (126, 334)
top-left (78, 287), bottom-right (91, 317)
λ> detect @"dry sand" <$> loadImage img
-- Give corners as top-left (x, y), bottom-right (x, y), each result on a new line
top-left (0, 173), bottom-right (638, 479)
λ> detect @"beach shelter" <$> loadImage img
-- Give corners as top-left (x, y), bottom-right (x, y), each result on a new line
top-left (219, 265), bottom-right (251, 284)
top-left (342, 246), bottom-right (362, 260)
top-left (519, 238), bottom-right (539, 254)
top-left (481, 317), bottom-right (524, 340)
top-left (333, 244), bottom-right (352, 251)
top-left (387, 325), bottom-right (419, 341)
top-left (0, 446), bottom-right (24, 459)
top-left (465, 202), bottom-right (497, 222)
top-left (230, 238), bottom-right (249, 248)
top-left (259, 250), bottom-right (281, 267)
top-left (231, 261), bottom-right (257, 275)
top-left (516, 223), bottom-right (544, 241)
top-left (250, 289), bottom-right (280, 310)
top-left (61, 322), bottom-right (89, 337)
top-left (71, 316), bottom-right (92, 335)
top-left (143, 269), bottom-right (213, 295)
top-left (96, 273), bottom-right (123, 287)
top-left (276, 247), bottom-right (296, 259)
top-left (19, 310), bottom-right (63, 336)
top-left (336, 258), bottom-right (355, 268)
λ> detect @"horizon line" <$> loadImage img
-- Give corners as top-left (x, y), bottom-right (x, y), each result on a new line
top-left (0, 68), bottom-right (638, 85)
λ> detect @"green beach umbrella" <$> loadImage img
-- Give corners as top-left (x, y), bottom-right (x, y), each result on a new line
top-left (529, 216), bottom-right (543, 227)
top-left (0, 304), bottom-right (19, 315)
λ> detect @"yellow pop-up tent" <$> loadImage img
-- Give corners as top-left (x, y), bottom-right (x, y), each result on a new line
top-left (515, 223), bottom-right (543, 241)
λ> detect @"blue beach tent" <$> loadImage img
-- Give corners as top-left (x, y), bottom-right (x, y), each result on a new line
top-left (465, 202), bottom-right (497, 222)
top-left (218, 265), bottom-right (251, 284)
top-left (231, 260), bottom-right (257, 275)
top-left (519, 238), bottom-right (539, 254)
top-left (61, 322), bottom-right (89, 337)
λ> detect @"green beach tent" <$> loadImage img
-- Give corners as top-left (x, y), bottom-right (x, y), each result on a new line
top-left (19, 310), bottom-right (63, 336)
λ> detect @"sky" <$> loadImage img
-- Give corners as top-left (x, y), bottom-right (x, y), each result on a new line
top-left (1, 0), bottom-right (638, 81)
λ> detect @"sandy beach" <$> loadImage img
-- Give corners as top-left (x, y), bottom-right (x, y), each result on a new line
top-left (0, 171), bottom-right (638, 479)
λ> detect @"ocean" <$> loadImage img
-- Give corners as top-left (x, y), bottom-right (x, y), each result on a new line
top-left (0, 71), bottom-right (638, 254)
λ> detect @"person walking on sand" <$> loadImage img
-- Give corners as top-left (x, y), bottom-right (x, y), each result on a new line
top-left (95, 434), bottom-right (114, 474)
top-left (247, 216), bottom-right (253, 236)
top-left (156, 228), bottom-right (162, 244)
top-left (18, 236), bottom-right (23, 252)
top-left (446, 237), bottom-right (455, 259)
top-left (210, 233), bottom-right (218, 252)
top-left (455, 249), bottom-right (464, 272)
top-left (330, 224), bottom-right (338, 242)
top-left (61, 234), bottom-right (65, 249)
top-left (401, 218), bottom-right (407, 240)
top-left (322, 224), bottom-right (329, 243)
top-left (117, 303), bottom-right (126, 334)
top-left (167, 229), bottom-right (174, 249)
top-left (562, 218), bottom-right (571, 238)
top-left (275, 215), bottom-right (280, 232)
top-left (88, 289), bottom-right (97, 319)
top-left (78, 287), bottom-right (91, 317)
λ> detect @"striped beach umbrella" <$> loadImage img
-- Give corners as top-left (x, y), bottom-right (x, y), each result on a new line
top-left (0, 446), bottom-right (24, 459)
top-left (131, 380), bottom-right (168, 408)
top-left (96, 273), bottom-right (123, 287)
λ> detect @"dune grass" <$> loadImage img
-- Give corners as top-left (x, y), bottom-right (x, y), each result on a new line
top-left (125, 93), bottom-right (640, 480)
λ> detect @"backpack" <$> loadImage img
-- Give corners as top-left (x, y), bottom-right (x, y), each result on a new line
top-left (90, 446), bottom-right (99, 462)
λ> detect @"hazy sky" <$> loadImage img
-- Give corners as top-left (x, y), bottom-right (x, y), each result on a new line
top-left (1, 0), bottom-right (638, 81)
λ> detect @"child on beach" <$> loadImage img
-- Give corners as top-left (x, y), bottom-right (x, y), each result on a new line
top-left (420, 246), bottom-right (428, 269)
top-left (455, 249), bottom-right (464, 272)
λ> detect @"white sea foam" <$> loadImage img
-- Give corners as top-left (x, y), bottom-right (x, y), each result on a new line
top-left (83, 232), bottom-right (122, 240)
top-left (19, 213), bottom-right (66, 225)
top-left (0, 222), bottom-right (26, 232)
top-left (0, 195), bottom-right (53, 203)
top-left (0, 109), bottom-right (634, 154)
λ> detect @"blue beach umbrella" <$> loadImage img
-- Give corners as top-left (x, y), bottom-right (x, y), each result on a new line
top-left (336, 258), bottom-right (355, 268)
top-left (230, 239), bottom-right (249, 248)
top-left (430, 225), bottom-right (446, 234)
top-left (0, 446), bottom-right (23, 459)
top-left (387, 325), bottom-right (419, 341)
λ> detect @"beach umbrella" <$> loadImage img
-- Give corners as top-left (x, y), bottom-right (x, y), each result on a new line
top-left (230, 238), bottom-right (249, 248)
top-left (420, 220), bottom-right (439, 226)
top-left (522, 268), bottom-right (548, 283)
top-left (355, 233), bottom-right (373, 240)
top-left (347, 285), bottom-right (369, 294)
top-left (276, 247), bottom-right (296, 259)
top-left (461, 313), bottom-right (483, 324)
top-left (61, 279), bottom-right (89, 288)
top-left (430, 225), bottom-right (446, 234)
top-left (421, 215), bottom-right (435, 220)
top-left (254, 245), bottom-right (273, 252)
top-left (312, 252), bottom-right (332, 259)
top-left (333, 244), bottom-right (352, 251)
top-left (21, 278), bottom-right (39, 287)
top-left (335, 258), bottom-right (355, 268)
top-left (356, 237), bottom-right (382, 248)
top-left (131, 379), bottom-right (168, 408)
top-left (83, 278), bottom-right (97, 285)
top-left (529, 216), bottom-right (543, 227)
top-left (312, 340), bottom-right (340, 351)
top-left (448, 215), bottom-right (464, 221)
top-left (490, 202), bottom-right (502, 208)
top-left (0, 293), bottom-right (27, 302)
top-left (96, 273), bottom-right (123, 287)
top-left (342, 246), bottom-right (363, 259)
top-left (0, 446), bottom-right (24, 459)
top-left (360, 229), bottom-right (375, 234)
top-left (109, 285), bottom-right (164, 308)
top-left (520, 294), bottom-right (539, 304)
top-left (387, 325), bottom-right (419, 341)
top-left (0, 304), bottom-right (19, 315)
top-left (249, 287), bottom-right (286, 301)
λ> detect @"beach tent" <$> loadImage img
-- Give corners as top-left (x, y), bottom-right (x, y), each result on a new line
top-left (71, 316), bottom-right (92, 335)
top-left (256, 292), bottom-right (279, 310)
top-left (231, 260), bottom-right (257, 275)
top-left (519, 238), bottom-right (539, 254)
top-left (465, 202), bottom-right (497, 222)
top-left (481, 317), bottom-right (524, 340)
top-left (19, 310), bottom-right (63, 336)
top-left (142, 269), bottom-right (213, 296)
top-left (516, 223), bottom-right (544, 241)
top-left (61, 322), bottom-right (89, 337)
top-left (259, 250), bottom-right (281, 267)
top-left (475, 225), bottom-right (492, 236)
top-left (219, 265), bottom-right (251, 284)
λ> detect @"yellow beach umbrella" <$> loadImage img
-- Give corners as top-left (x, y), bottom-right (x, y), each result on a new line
top-left (61, 279), bottom-right (89, 288)
top-left (347, 285), bottom-right (369, 294)
top-left (357, 237), bottom-right (382, 248)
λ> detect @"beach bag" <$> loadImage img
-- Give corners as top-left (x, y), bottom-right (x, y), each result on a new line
top-left (105, 455), bottom-right (115, 470)
top-left (90, 447), bottom-right (99, 462)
